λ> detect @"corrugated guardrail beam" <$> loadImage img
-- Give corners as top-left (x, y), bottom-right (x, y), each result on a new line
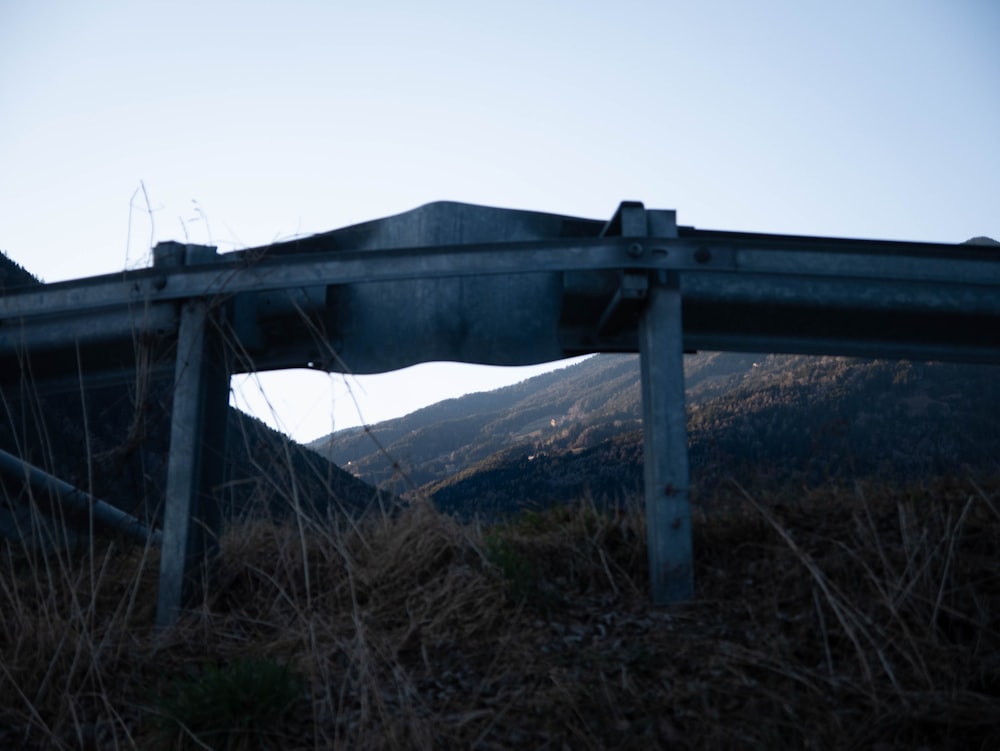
top-left (2, 207), bottom-right (998, 381)
top-left (1, 200), bottom-right (998, 626)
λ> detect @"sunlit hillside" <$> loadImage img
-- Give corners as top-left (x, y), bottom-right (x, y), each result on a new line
top-left (314, 353), bottom-right (1000, 519)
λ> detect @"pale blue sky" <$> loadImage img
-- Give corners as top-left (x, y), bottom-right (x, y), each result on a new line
top-left (2, 1), bottom-right (998, 440)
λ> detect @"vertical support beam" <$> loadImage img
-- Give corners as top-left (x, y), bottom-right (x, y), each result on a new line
top-left (639, 273), bottom-right (694, 603)
top-left (155, 298), bottom-right (229, 629)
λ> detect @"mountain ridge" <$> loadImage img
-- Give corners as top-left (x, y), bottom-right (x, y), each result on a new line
top-left (312, 352), bottom-right (1000, 519)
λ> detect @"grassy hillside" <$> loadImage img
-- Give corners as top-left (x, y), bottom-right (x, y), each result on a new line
top-left (4, 250), bottom-right (999, 748)
top-left (1, 475), bottom-right (997, 749)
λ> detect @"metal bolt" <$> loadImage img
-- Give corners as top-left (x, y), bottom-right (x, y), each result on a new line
top-left (671, 517), bottom-right (682, 530)
top-left (694, 247), bottom-right (711, 264)
top-left (627, 242), bottom-right (644, 258)
top-left (664, 483), bottom-right (676, 496)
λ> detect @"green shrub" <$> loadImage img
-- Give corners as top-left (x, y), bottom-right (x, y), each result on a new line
top-left (151, 656), bottom-right (303, 750)
top-left (484, 533), bottom-right (536, 602)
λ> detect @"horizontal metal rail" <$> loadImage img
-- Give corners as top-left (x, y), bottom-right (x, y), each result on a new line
top-left (2, 200), bottom-right (998, 623)
top-left (0, 448), bottom-right (162, 545)
top-left (2, 231), bottom-right (998, 380)
top-left (2, 235), bottom-right (998, 322)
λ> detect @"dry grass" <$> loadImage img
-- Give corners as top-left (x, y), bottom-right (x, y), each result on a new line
top-left (1, 476), bottom-right (999, 749)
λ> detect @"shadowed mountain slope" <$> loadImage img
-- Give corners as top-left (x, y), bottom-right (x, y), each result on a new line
top-left (0, 250), bottom-right (381, 541)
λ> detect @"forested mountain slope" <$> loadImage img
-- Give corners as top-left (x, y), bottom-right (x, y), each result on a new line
top-left (0, 250), bottom-right (381, 538)
top-left (314, 352), bottom-right (1000, 519)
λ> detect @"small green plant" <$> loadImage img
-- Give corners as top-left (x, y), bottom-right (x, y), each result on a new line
top-left (151, 656), bottom-right (303, 750)
top-left (484, 533), bottom-right (538, 605)
top-left (514, 502), bottom-right (603, 539)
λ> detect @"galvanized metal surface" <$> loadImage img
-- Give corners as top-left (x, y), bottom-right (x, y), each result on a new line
top-left (2, 200), bottom-right (999, 625)
top-left (0, 447), bottom-right (162, 546)
top-left (154, 298), bottom-right (230, 629)
top-left (640, 279), bottom-right (694, 603)
top-left (3, 202), bottom-right (998, 382)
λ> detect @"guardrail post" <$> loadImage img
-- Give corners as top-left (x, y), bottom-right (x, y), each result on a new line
top-left (155, 245), bottom-right (229, 629)
top-left (639, 272), bottom-right (694, 603)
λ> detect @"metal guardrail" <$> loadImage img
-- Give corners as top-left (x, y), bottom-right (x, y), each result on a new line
top-left (1, 200), bottom-right (998, 627)
top-left (0, 448), bottom-right (162, 546)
